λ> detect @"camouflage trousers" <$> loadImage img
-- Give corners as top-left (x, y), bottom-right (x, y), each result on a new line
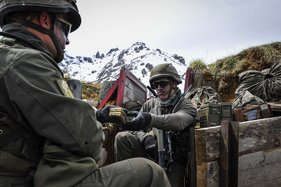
top-left (76, 158), bottom-right (171, 187)
top-left (114, 131), bottom-right (148, 161)
top-left (34, 141), bottom-right (171, 187)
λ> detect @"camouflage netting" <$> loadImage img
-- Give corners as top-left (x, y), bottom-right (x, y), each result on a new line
top-left (185, 86), bottom-right (222, 108)
top-left (232, 90), bottom-right (265, 109)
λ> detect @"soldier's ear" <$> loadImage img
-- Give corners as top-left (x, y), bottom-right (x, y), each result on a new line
top-left (171, 80), bottom-right (178, 89)
top-left (38, 12), bottom-right (52, 29)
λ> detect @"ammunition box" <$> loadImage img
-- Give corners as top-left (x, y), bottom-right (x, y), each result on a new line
top-left (221, 103), bottom-right (233, 120)
top-left (234, 105), bottom-right (259, 122)
top-left (199, 103), bottom-right (233, 127)
top-left (233, 104), bottom-right (272, 122)
top-left (109, 107), bottom-right (127, 125)
top-left (233, 108), bottom-right (244, 122)
top-left (200, 103), bottom-right (221, 127)
top-left (260, 103), bottom-right (272, 118)
top-left (244, 109), bottom-right (259, 121)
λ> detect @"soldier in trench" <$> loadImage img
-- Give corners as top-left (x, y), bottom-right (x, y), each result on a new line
top-left (115, 63), bottom-right (197, 187)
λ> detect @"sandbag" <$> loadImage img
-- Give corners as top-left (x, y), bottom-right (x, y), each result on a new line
top-left (235, 62), bottom-right (281, 101)
top-left (233, 90), bottom-right (265, 109)
top-left (185, 86), bottom-right (222, 108)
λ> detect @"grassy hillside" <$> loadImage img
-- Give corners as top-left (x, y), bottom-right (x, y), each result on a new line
top-left (189, 42), bottom-right (281, 101)
top-left (209, 42), bottom-right (281, 75)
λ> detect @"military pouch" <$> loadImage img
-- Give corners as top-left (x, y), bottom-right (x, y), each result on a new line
top-left (0, 109), bottom-right (42, 162)
top-left (171, 128), bottom-right (191, 164)
top-left (0, 110), bottom-right (27, 148)
top-left (34, 140), bottom-right (98, 187)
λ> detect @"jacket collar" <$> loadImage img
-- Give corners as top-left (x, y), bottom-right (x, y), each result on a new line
top-left (1, 23), bottom-right (52, 58)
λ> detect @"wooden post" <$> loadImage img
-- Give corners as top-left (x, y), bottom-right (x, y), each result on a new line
top-left (195, 126), bottom-right (221, 187)
top-left (189, 127), bottom-right (196, 187)
top-left (220, 120), bottom-right (239, 187)
top-left (229, 121), bottom-right (239, 187)
top-left (184, 68), bottom-right (192, 92)
top-left (220, 120), bottom-right (230, 187)
top-left (195, 116), bottom-right (281, 186)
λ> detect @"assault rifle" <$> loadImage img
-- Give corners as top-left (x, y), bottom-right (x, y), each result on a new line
top-left (147, 86), bottom-right (174, 170)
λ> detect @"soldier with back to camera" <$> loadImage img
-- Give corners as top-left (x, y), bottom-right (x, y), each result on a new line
top-left (0, 0), bottom-right (171, 186)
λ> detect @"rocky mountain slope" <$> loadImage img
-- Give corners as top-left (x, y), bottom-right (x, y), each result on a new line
top-left (59, 42), bottom-right (187, 91)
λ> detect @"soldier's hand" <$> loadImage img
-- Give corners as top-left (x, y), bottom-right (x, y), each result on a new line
top-left (96, 105), bottom-right (114, 123)
top-left (122, 111), bottom-right (152, 131)
top-left (96, 106), bottom-right (128, 124)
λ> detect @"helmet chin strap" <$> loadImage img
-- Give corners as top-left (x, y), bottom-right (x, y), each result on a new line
top-left (14, 17), bottom-right (64, 62)
top-left (167, 88), bottom-right (175, 98)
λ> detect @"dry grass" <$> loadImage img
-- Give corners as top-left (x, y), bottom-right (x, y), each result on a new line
top-left (81, 82), bottom-right (102, 101)
top-left (189, 42), bottom-right (281, 101)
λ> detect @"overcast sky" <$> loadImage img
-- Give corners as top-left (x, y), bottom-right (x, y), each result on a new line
top-left (66, 0), bottom-right (281, 64)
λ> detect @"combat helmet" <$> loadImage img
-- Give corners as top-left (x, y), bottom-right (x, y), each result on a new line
top-left (0, 0), bottom-right (81, 31)
top-left (149, 63), bottom-right (182, 88)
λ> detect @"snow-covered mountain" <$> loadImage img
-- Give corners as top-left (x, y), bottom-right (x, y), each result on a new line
top-left (59, 42), bottom-right (188, 91)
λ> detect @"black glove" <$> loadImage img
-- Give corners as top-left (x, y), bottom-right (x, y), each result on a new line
top-left (96, 105), bottom-right (114, 123)
top-left (122, 111), bottom-right (152, 131)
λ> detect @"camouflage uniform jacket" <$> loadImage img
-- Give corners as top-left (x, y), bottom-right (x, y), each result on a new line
top-left (142, 90), bottom-right (197, 131)
top-left (0, 27), bottom-right (103, 186)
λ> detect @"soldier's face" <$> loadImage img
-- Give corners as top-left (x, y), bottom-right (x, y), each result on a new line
top-left (153, 79), bottom-right (172, 100)
top-left (54, 15), bottom-right (71, 49)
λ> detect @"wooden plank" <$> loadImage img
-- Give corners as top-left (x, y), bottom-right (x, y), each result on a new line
top-left (98, 67), bottom-right (147, 109)
top-left (220, 120), bottom-right (230, 186)
top-left (116, 67), bottom-right (126, 106)
top-left (219, 121), bottom-right (239, 187)
top-left (268, 101), bottom-right (281, 112)
top-left (239, 116), bottom-right (281, 155)
top-left (189, 127), bottom-right (196, 187)
top-left (195, 126), bottom-right (220, 187)
top-left (229, 121), bottom-right (239, 187)
top-left (184, 68), bottom-right (192, 92)
top-left (123, 78), bottom-right (146, 104)
top-left (196, 116), bottom-right (281, 162)
top-left (206, 161), bottom-right (219, 187)
top-left (195, 116), bottom-right (281, 186)
top-left (195, 126), bottom-right (221, 162)
top-left (238, 148), bottom-right (281, 187)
